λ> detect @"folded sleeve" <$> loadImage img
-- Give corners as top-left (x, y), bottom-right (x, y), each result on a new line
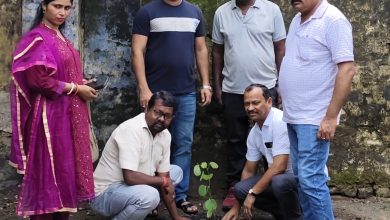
top-left (25, 65), bottom-right (65, 99)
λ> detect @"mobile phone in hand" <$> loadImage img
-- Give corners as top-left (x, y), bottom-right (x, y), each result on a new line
top-left (86, 76), bottom-right (110, 90)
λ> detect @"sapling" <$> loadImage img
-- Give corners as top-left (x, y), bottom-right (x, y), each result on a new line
top-left (193, 161), bottom-right (219, 218)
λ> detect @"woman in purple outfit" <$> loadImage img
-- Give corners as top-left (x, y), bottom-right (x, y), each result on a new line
top-left (9, 0), bottom-right (97, 219)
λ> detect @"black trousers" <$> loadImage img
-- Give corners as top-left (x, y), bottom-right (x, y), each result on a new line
top-left (222, 88), bottom-right (277, 187)
top-left (235, 174), bottom-right (302, 220)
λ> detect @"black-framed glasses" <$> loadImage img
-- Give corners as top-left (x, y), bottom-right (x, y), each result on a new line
top-left (153, 109), bottom-right (174, 120)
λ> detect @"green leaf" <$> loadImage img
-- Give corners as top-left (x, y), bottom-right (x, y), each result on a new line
top-left (194, 164), bottom-right (201, 176)
top-left (198, 185), bottom-right (207, 197)
top-left (200, 171), bottom-right (206, 181)
top-left (209, 161), bottom-right (219, 169)
top-left (204, 200), bottom-right (209, 211)
top-left (204, 198), bottom-right (217, 211)
top-left (200, 162), bottom-right (208, 169)
top-left (210, 198), bottom-right (217, 208)
top-left (201, 173), bottom-right (214, 181)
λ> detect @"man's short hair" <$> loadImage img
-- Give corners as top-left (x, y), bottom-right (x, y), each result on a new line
top-left (147, 91), bottom-right (177, 112)
top-left (244, 84), bottom-right (272, 100)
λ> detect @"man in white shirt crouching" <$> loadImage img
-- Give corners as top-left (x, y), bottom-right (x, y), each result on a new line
top-left (91, 91), bottom-right (190, 220)
top-left (222, 84), bottom-right (301, 220)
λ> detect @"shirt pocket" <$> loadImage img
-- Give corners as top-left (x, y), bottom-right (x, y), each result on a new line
top-left (296, 33), bottom-right (329, 61)
top-left (263, 137), bottom-right (273, 162)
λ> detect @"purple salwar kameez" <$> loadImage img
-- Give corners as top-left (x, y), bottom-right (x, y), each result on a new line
top-left (9, 24), bottom-right (94, 217)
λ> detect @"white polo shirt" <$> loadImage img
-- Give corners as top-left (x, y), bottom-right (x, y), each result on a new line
top-left (212, 0), bottom-right (286, 93)
top-left (93, 113), bottom-right (171, 195)
top-left (279, 0), bottom-right (354, 125)
top-left (246, 108), bottom-right (293, 174)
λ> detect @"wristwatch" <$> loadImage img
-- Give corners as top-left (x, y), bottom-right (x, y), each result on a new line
top-left (248, 188), bottom-right (259, 196)
top-left (202, 85), bottom-right (212, 91)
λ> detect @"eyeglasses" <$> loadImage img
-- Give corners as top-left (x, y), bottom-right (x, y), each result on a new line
top-left (153, 109), bottom-right (174, 120)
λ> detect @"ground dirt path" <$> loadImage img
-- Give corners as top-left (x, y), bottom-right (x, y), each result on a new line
top-left (1, 180), bottom-right (389, 220)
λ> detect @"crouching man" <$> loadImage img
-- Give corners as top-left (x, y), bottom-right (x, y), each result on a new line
top-left (222, 84), bottom-right (301, 220)
top-left (91, 91), bottom-right (190, 220)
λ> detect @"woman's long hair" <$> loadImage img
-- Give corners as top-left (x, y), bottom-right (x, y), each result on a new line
top-left (30, 0), bottom-right (74, 30)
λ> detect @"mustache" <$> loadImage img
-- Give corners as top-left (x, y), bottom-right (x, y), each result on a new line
top-left (291, 0), bottom-right (302, 5)
top-left (247, 110), bottom-right (257, 115)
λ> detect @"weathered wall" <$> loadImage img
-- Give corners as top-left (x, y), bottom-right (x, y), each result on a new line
top-left (330, 0), bottom-right (390, 198)
top-left (0, 0), bottom-right (389, 198)
top-left (82, 0), bottom-right (140, 147)
top-left (0, 0), bottom-right (21, 180)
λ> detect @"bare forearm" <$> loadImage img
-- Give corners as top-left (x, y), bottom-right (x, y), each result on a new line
top-left (325, 62), bottom-right (356, 119)
top-left (132, 51), bottom-right (149, 91)
top-left (160, 186), bottom-right (180, 219)
top-left (247, 155), bottom-right (288, 194)
top-left (195, 41), bottom-right (210, 85)
top-left (275, 48), bottom-right (284, 74)
top-left (273, 39), bottom-right (285, 75)
top-left (156, 172), bottom-right (181, 220)
top-left (240, 169), bottom-right (255, 181)
top-left (212, 44), bottom-right (224, 89)
top-left (251, 166), bottom-right (284, 194)
top-left (123, 170), bottom-right (163, 187)
top-left (131, 34), bottom-right (150, 92)
top-left (196, 55), bottom-right (209, 85)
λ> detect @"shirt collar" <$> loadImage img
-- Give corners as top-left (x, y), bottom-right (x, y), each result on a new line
top-left (311, 0), bottom-right (329, 19)
top-left (297, 0), bottom-right (329, 25)
top-left (255, 107), bottom-right (274, 130)
top-left (262, 107), bottom-right (274, 128)
top-left (140, 113), bottom-right (149, 129)
top-left (231, 0), bottom-right (260, 10)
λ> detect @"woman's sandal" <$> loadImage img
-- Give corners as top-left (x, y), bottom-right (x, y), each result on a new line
top-left (176, 199), bottom-right (198, 214)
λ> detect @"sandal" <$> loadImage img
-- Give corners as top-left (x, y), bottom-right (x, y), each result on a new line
top-left (147, 208), bottom-right (158, 217)
top-left (176, 199), bottom-right (198, 214)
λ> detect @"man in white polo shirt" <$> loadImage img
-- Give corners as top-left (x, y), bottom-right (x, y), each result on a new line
top-left (222, 84), bottom-right (301, 220)
top-left (91, 91), bottom-right (189, 220)
top-left (212, 0), bottom-right (286, 209)
top-left (279, 0), bottom-right (356, 219)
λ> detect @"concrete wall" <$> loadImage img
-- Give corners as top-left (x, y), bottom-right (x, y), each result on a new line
top-left (0, 0), bottom-right (389, 198)
top-left (82, 0), bottom-right (140, 146)
top-left (0, 0), bottom-right (21, 173)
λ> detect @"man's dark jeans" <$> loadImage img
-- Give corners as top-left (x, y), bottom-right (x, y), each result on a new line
top-left (234, 174), bottom-right (302, 220)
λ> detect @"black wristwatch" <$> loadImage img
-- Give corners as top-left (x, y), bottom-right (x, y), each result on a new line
top-left (248, 188), bottom-right (260, 196)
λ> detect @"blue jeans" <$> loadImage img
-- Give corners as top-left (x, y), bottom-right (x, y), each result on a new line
top-left (91, 165), bottom-right (183, 220)
top-left (169, 92), bottom-right (196, 202)
top-left (287, 124), bottom-right (334, 220)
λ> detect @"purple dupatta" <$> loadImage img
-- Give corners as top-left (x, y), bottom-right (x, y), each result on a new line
top-left (9, 24), bottom-right (94, 216)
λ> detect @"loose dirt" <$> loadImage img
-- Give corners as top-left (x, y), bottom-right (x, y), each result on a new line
top-left (1, 179), bottom-right (389, 220)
